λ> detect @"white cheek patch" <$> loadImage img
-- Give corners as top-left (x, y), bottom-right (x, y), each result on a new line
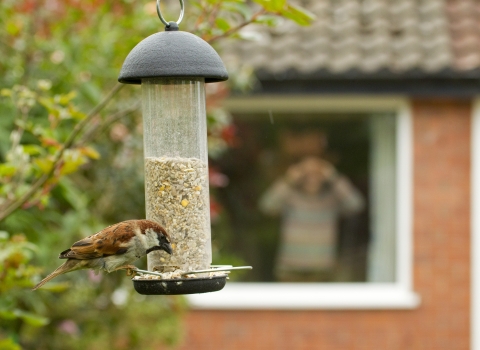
top-left (144, 228), bottom-right (159, 248)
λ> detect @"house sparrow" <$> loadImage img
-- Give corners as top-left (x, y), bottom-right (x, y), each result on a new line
top-left (32, 219), bottom-right (172, 290)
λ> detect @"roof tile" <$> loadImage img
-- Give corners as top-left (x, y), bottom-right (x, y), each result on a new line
top-left (226, 0), bottom-right (480, 76)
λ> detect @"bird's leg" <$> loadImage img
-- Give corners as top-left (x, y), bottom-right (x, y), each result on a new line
top-left (113, 264), bottom-right (138, 276)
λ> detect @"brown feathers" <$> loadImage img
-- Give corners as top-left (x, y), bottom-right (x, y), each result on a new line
top-left (59, 222), bottom-right (132, 260)
top-left (32, 259), bottom-right (91, 291)
top-left (32, 220), bottom-right (172, 290)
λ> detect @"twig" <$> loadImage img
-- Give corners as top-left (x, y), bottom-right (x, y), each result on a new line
top-left (206, 9), bottom-right (266, 44)
top-left (0, 83), bottom-right (125, 222)
top-left (78, 102), bottom-right (140, 146)
top-left (193, 1), bottom-right (209, 32)
top-left (7, 108), bottom-right (31, 198)
top-left (207, 2), bottom-right (222, 30)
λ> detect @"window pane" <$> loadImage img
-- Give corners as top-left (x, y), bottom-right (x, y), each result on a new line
top-left (211, 112), bottom-right (396, 283)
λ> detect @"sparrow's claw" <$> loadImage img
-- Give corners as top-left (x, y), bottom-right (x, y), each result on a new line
top-left (114, 264), bottom-right (138, 276)
top-left (126, 268), bottom-right (137, 276)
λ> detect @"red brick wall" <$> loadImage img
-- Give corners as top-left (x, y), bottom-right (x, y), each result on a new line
top-left (178, 99), bottom-right (472, 350)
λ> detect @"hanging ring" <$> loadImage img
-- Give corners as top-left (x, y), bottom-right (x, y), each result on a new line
top-left (156, 0), bottom-right (184, 27)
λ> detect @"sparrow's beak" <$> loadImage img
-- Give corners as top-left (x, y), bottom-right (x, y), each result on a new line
top-left (161, 242), bottom-right (173, 255)
top-left (146, 242), bottom-right (173, 255)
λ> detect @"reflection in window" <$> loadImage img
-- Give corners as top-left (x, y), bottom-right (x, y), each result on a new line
top-left (211, 113), bottom-right (397, 283)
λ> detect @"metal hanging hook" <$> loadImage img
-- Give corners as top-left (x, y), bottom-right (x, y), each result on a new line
top-left (156, 0), bottom-right (184, 27)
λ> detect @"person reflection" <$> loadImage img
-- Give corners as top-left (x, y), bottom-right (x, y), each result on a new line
top-left (259, 156), bottom-right (365, 282)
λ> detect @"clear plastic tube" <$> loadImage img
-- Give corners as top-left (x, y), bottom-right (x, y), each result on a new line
top-left (142, 77), bottom-right (211, 271)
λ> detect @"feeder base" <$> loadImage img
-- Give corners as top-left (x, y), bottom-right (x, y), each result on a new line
top-left (132, 275), bottom-right (227, 295)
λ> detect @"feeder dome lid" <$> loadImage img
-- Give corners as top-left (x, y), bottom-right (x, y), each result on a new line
top-left (118, 25), bottom-right (228, 84)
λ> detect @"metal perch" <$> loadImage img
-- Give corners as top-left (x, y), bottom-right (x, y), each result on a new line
top-left (131, 266), bottom-right (252, 278)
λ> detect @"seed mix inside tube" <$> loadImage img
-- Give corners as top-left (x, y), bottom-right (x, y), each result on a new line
top-left (143, 156), bottom-right (211, 275)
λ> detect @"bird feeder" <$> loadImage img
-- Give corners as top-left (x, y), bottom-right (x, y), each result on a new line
top-left (118, 0), bottom-right (249, 294)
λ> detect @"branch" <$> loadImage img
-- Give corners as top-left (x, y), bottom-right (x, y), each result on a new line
top-left (206, 9), bottom-right (266, 44)
top-left (0, 83), bottom-right (125, 222)
top-left (61, 83), bottom-right (125, 152)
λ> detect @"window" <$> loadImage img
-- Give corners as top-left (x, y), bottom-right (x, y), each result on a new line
top-left (189, 96), bottom-right (420, 309)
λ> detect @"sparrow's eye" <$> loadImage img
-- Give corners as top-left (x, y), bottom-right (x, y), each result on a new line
top-left (157, 233), bottom-right (169, 244)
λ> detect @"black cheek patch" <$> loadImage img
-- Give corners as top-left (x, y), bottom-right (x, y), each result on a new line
top-left (146, 246), bottom-right (162, 254)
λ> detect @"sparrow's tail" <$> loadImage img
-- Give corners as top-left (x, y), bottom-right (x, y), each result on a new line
top-left (32, 259), bottom-right (82, 291)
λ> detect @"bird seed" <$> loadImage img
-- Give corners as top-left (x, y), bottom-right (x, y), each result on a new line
top-left (143, 156), bottom-right (211, 274)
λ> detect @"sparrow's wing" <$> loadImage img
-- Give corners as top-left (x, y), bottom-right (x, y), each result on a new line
top-left (59, 221), bottom-right (134, 260)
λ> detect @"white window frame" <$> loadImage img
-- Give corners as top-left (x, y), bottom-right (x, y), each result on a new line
top-left (187, 96), bottom-right (421, 310)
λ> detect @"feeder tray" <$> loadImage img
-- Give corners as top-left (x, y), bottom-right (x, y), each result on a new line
top-left (133, 275), bottom-right (228, 295)
top-left (131, 266), bottom-right (251, 295)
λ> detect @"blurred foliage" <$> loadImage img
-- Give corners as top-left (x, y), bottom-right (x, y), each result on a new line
top-left (0, 0), bottom-right (312, 349)
top-left (0, 233), bottom-right (47, 328)
top-left (0, 84), bottom-right (99, 219)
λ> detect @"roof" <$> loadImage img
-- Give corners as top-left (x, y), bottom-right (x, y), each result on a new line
top-left (224, 0), bottom-right (480, 94)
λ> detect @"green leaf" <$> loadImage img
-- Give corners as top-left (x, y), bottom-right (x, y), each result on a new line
top-left (0, 88), bottom-right (12, 97)
top-left (215, 18), bottom-right (231, 32)
top-left (0, 164), bottom-right (16, 177)
top-left (80, 146), bottom-right (101, 160)
top-left (78, 83), bottom-right (102, 105)
top-left (253, 0), bottom-right (286, 12)
top-left (0, 338), bottom-right (21, 350)
top-left (280, 4), bottom-right (316, 26)
top-left (222, 2), bottom-right (252, 20)
top-left (254, 14), bottom-right (281, 27)
top-left (22, 145), bottom-right (43, 156)
top-left (0, 310), bottom-right (17, 320)
top-left (58, 91), bottom-right (77, 106)
top-left (69, 108), bottom-right (86, 121)
top-left (34, 158), bottom-right (54, 173)
top-left (37, 97), bottom-right (54, 112)
top-left (271, 0), bottom-right (286, 11)
top-left (14, 310), bottom-right (49, 327)
top-left (60, 151), bottom-right (88, 176)
top-left (5, 20), bottom-right (21, 36)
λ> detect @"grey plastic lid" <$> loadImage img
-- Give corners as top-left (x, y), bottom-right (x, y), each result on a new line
top-left (118, 24), bottom-right (228, 84)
